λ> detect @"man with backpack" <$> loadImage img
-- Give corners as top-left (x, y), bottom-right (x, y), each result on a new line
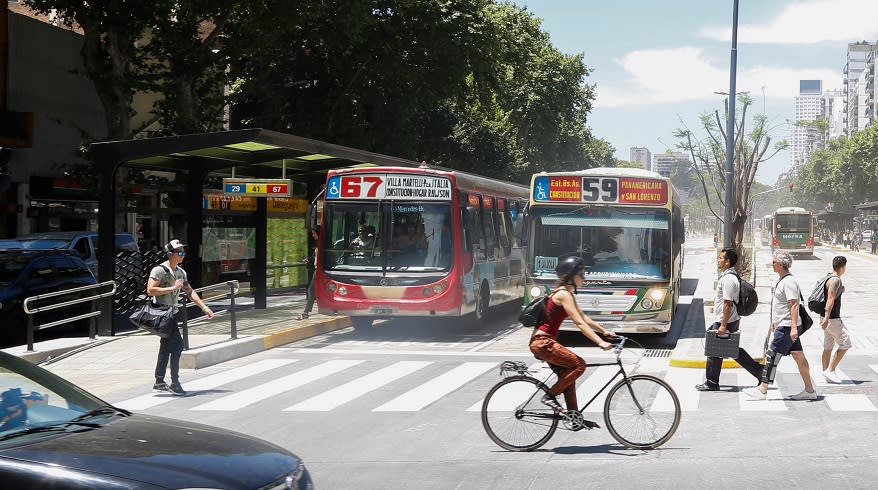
top-left (695, 248), bottom-right (764, 391)
top-left (819, 256), bottom-right (851, 384)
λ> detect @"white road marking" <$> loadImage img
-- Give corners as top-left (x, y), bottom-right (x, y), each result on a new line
top-left (191, 360), bottom-right (363, 411)
top-left (654, 367), bottom-right (702, 411)
top-left (823, 394), bottom-right (878, 411)
top-left (373, 362), bottom-right (496, 412)
top-left (580, 366), bottom-right (623, 413)
top-left (284, 361), bottom-right (432, 411)
top-left (116, 358), bottom-right (298, 411)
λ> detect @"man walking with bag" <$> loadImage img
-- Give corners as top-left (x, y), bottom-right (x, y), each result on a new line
top-left (695, 248), bottom-right (763, 391)
top-left (744, 251), bottom-right (817, 400)
top-left (146, 239), bottom-right (214, 395)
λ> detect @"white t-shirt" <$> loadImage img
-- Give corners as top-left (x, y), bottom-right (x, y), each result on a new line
top-left (714, 269), bottom-right (740, 323)
top-left (772, 274), bottom-right (802, 328)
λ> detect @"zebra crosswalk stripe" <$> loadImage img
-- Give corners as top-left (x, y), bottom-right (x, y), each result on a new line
top-left (116, 358), bottom-right (298, 411)
top-left (373, 362), bottom-right (496, 412)
top-left (284, 361), bottom-right (433, 412)
top-left (191, 360), bottom-right (363, 412)
top-left (738, 371), bottom-right (787, 411)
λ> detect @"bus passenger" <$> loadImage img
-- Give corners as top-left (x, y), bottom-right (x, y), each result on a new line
top-left (529, 256), bottom-right (616, 423)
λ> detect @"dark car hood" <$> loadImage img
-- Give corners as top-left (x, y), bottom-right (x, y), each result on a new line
top-left (0, 413), bottom-right (299, 488)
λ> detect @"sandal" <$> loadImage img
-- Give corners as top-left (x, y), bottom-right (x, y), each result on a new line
top-left (296, 312), bottom-right (309, 320)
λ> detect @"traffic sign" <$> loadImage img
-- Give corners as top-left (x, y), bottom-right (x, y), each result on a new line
top-left (222, 178), bottom-right (292, 197)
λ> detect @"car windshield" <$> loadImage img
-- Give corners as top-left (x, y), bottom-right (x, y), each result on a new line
top-left (0, 353), bottom-right (116, 446)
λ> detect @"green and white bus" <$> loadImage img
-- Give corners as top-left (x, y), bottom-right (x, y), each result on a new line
top-left (524, 167), bottom-right (684, 334)
top-left (771, 206), bottom-right (813, 257)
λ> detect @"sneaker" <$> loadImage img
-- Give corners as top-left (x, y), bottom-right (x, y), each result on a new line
top-left (169, 383), bottom-right (186, 396)
top-left (789, 389), bottom-right (817, 401)
top-left (742, 387), bottom-right (767, 400)
top-left (540, 394), bottom-right (566, 413)
top-left (152, 382), bottom-right (171, 393)
top-left (695, 381), bottom-right (719, 392)
top-left (823, 370), bottom-right (841, 384)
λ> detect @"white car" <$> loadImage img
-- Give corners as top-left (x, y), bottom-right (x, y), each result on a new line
top-left (863, 230), bottom-right (873, 241)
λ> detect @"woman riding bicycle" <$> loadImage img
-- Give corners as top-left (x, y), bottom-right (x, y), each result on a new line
top-left (529, 255), bottom-right (616, 414)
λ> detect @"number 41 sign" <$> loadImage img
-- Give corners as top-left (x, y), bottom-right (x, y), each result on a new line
top-left (222, 178), bottom-right (292, 197)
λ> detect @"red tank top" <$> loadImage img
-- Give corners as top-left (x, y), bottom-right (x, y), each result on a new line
top-left (534, 294), bottom-right (567, 339)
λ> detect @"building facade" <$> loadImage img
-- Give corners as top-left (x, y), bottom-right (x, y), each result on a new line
top-left (843, 42), bottom-right (876, 136)
top-left (629, 147), bottom-right (651, 169)
top-left (652, 151), bottom-right (690, 178)
top-left (791, 80), bottom-right (823, 170)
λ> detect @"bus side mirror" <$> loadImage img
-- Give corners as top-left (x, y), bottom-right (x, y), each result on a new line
top-left (306, 204), bottom-right (317, 230)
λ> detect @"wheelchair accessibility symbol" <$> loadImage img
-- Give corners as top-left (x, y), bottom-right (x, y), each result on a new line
top-left (326, 177), bottom-right (341, 199)
top-left (533, 176), bottom-right (549, 201)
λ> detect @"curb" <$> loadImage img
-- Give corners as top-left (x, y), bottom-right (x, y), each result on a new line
top-left (180, 316), bottom-right (353, 369)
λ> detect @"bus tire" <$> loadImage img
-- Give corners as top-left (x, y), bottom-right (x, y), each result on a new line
top-left (351, 317), bottom-right (373, 330)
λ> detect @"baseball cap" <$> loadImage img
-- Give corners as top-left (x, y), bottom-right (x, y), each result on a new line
top-left (165, 239), bottom-right (186, 253)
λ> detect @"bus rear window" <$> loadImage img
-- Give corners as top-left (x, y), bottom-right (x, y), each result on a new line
top-left (775, 214), bottom-right (810, 230)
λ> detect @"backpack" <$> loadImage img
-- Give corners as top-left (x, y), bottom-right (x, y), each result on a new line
top-left (518, 290), bottom-right (558, 327)
top-left (807, 273), bottom-right (834, 315)
top-left (729, 270), bottom-right (758, 316)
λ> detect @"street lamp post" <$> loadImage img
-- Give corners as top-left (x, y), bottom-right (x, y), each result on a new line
top-left (723, 0), bottom-right (740, 249)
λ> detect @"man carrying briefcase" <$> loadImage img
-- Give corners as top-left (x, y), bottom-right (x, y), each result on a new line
top-left (695, 248), bottom-right (764, 391)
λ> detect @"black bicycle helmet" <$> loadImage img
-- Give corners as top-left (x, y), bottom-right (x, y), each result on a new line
top-left (555, 255), bottom-right (585, 282)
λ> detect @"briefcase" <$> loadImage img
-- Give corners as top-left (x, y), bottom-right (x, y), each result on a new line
top-left (703, 329), bottom-right (741, 358)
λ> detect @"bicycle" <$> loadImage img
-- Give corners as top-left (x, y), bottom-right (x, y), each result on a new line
top-left (481, 336), bottom-right (681, 451)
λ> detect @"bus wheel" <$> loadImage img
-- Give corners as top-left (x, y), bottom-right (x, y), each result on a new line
top-left (474, 283), bottom-right (490, 323)
top-left (351, 317), bottom-right (373, 330)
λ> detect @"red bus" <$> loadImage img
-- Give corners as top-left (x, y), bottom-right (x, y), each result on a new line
top-left (310, 166), bottom-right (529, 329)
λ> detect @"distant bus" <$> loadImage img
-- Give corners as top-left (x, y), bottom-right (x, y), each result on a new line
top-left (311, 166), bottom-right (529, 329)
top-left (771, 207), bottom-right (813, 257)
top-left (761, 214), bottom-right (773, 246)
top-left (525, 167), bottom-right (684, 334)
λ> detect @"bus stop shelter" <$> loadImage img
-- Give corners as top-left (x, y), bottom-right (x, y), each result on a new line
top-left (89, 129), bottom-right (420, 335)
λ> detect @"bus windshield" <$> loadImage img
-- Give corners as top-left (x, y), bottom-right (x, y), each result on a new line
top-left (530, 207), bottom-right (671, 280)
top-left (775, 213), bottom-right (810, 231)
top-left (322, 202), bottom-right (453, 272)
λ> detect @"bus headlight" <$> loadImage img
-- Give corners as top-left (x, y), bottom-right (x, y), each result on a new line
top-left (432, 283), bottom-right (445, 294)
top-left (337, 286), bottom-right (348, 296)
top-left (422, 288), bottom-right (433, 297)
top-left (529, 286), bottom-right (543, 298)
top-left (327, 282), bottom-right (337, 292)
top-left (642, 288), bottom-right (666, 309)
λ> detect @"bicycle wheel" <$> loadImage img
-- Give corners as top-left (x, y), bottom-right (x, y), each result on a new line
top-left (481, 375), bottom-right (559, 451)
top-left (603, 374), bottom-right (680, 450)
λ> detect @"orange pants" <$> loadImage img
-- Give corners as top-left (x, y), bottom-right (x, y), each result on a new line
top-left (529, 336), bottom-right (586, 411)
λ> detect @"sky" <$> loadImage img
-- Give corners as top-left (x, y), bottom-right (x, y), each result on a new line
top-left (516, 0), bottom-right (878, 185)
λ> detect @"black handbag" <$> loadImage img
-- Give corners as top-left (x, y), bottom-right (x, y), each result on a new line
top-left (704, 329), bottom-right (741, 358)
top-left (129, 302), bottom-right (176, 338)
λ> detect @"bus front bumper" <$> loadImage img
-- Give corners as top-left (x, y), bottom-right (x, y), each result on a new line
top-left (559, 318), bottom-right (672, 334)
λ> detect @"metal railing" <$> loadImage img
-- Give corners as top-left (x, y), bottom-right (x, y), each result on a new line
top-left (178, 280), bottom-right (240, 350)
top-left (22, 281), bottom-right (118, 352)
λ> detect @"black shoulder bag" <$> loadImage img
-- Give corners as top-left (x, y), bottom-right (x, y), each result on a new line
top-left (128, 265), bottom-right (177, 338)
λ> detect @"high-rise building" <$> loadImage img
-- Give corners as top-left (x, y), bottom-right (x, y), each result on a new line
top-left (823, 89), bottom-right (846, 140)
top-left (791, 80), bottom-right (823, 169)
top-left (652, 151), bottom-right (690, 177)
top-left (629, 147), bottom-right (651, 169)
top-left (843, 42), bottom-right (876, 136)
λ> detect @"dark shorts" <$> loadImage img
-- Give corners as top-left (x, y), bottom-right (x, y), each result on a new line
top-left (769, 326), bottom-right (803, 355)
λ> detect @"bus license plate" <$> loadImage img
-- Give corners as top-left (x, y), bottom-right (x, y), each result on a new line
top-left (371, 307), bottom-right (393, 314)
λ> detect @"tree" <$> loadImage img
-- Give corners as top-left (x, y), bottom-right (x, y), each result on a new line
top-left (674, 94), bottom-right (788, 256)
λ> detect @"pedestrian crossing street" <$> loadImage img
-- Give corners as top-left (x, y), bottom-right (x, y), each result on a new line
top-left (114, 352), bottom-right (878, 414)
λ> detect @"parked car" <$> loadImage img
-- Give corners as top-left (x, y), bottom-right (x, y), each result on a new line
top-left (0, 350), bottom-right (314, 489)
top-left (15, 232), bottom-right (139, 279)
top-left (0, 240), bottom-right (22, 250)
top-left (0, 250), bottom-right (98, 345)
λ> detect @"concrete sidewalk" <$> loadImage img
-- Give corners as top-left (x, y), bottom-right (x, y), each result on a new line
top-left (3, 293), bottom-right (352, 374)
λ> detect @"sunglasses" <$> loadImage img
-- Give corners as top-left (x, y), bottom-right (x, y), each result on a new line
top-left (175, 250), bottom-right (186, 256)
